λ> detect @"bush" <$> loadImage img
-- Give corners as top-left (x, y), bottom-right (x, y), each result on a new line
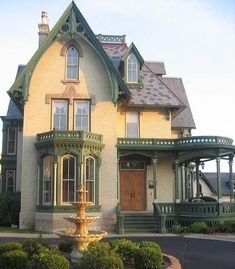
top-left (58, 240), bottom-right (73, 253)
top-left (0, 192), bottom-right (21, 226)
top-left (33, 252), bottom-right (69, 269)
top-left (0, 242), bottom-right (23, 255)
top-left (171, 225), bottom-right (190, 233)
top-left (0, 249), bottom-right (28, 269)
top-left (78, 242), bottom-right (124, 269)
top-left (213, 223), bottom-right (233, 233)
top-left (134, 243), bottom-right (163, 269)
top-left (21, 239), bottom-right (49, 256)
top-left (109, 239), bottom-right (138, 264)
top-left (190, 222), bottom-right (208, 233)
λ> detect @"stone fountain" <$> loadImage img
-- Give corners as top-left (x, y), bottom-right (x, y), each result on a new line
top-left (57, 185), bottom-right (107, 261)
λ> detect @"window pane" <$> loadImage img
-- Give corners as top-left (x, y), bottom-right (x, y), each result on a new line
top-left (75, 101), bottom-right (89, 131)
top-left (43, 156), bottom-right (52, 204)
top-left (69, 157), bottom-right (75, 179)
top-left (62, 156), bottom-right (76, 203)
top-left (6, 170), bottom-right (15, 193)
top-left (53, 100), bottom-right (68, 130)
top-left (126, 112), bottom-right (139, 138)
top-left (127, 54), bottom-right (138, 83)
top-left (85, 157), bottom-right (95, 203)
top-left (63, 158), bottom-right (68, 179)
top-left (67, 46), bottom-right (78, 80)
top-left (7, 127), bottom-right (16, 154)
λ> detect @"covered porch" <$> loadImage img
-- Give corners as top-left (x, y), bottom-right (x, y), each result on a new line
top-left (116, 136), bottom-right (235, 233)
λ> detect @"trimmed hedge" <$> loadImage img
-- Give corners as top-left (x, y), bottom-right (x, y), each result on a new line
top-left (33, 253), bottom-right (69, 269)
top-left (0, 192), bottom-right (21, 226)
top-left (21, 239), bottom-right (49, 256)
top-left (0, 242), bottom-right (23, 255)
top-left (0, 249), bottom-right (28, 269)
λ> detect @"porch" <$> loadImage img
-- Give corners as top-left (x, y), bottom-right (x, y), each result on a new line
top-left (117, 201), bottom-right (235, 234)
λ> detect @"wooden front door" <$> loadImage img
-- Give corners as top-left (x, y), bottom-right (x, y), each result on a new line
top-left (120, 171), bottom-right (145, 211)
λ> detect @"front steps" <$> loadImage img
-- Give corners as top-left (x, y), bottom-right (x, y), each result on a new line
top-left (122, 212), bottom-right (159, 233)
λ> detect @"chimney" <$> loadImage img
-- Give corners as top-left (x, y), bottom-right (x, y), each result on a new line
top-left (38, 11), bottom-right (50, 47)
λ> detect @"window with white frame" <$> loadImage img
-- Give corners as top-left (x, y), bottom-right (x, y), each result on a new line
top-left (85, 156), bottom-right (95, 203)
top-left (6, 170), bottom-right (15, 192)
top-left (52, 100), bottom-right (68, 130)
top-left (43, 156), bottom-right (53, 205)
top-left (127, 53), bottom-right (138, 83)
top-left (126, 112), bottom-right (139, 138)
top-left (62, 155), bottom-right (76, 203)
top-left (74, 101), bottom-right (90, 131)
top-left (66, 46), bottom-right (79, 80)
top-left (7, 127), bottom-right (17, 155)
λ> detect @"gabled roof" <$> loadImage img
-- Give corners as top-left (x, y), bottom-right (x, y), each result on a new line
top-left (200, 172), bottom-right (235, 196)
top-left (122, 43), bottom-right (144, 68)
top-left (128, 64), bottom-right (185, 108)
top-left (8, 1), bottom-right (130, 111)
top-left (145, 61), bottom-right (166, 76)
top-left (162, 77), bottom-right (196, 129)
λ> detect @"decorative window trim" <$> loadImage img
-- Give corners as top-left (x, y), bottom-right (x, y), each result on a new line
top-left (85, 156), bottom-right (96, 203)
top-left (45, 84), bottom-right (96, 105)
top-left (127, 53), bottom-right (138, 84)
top-left (7, 127), bottom-right (17, 155)
top-left (42, 156), bottom-right (53, 205)
top-left (52, 99), bottom-right (69, 131)
top-left (125, 111), bottom-right (139, 138)
top-left (61, 155), bottom-right (76, 205)
top-left (60, 40), bottom-right (83, 57)
top-left (6, 170), bottom-right (16, 192)
top-left (74, 100), bottom-right (90, 131)
top-left (66, 46), bottom-right (79, 80)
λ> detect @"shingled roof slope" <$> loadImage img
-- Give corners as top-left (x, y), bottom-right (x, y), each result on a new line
top-left (145, 61), bottom-right (166, 75)
top-left (102, 43), bottom-right (128, 58)
top-left (201, 172), bottom-right (235, 196)
top-left (162, 77), bottom-right (196, 129)
top-left (129, 64), bottom-right (185, 108)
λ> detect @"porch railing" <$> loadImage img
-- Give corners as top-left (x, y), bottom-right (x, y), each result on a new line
top-left (154, 202), bottom-right (235, 231)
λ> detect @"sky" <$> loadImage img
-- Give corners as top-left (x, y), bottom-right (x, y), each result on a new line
top-left (0, 0), bottom-right (235, 172)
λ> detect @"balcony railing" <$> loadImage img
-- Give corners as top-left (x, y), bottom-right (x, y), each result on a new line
top-left (117, 136), bottom-right (234, 150)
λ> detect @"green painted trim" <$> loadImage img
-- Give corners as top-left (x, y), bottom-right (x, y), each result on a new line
top-left (8, 1), bottom-right (130, 110)
top-left (36, 204), bottom-right (101, 213)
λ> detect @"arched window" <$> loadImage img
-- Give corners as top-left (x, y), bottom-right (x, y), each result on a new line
top-left (43, 156), bottom-right (53, 205)
top-left (127, 54), bottom-right (138, 83)
top-left (66, 46), bottom-right (79, 80)
top-left (85, 156), bottom-right (95, 203)
top-left (62, 155), bottom-right (76, 203)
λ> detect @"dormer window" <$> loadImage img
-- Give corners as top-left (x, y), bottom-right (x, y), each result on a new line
top-left (66, 46), bottom-right (79, 80)
top-left (127, 53), bottom-right (138, 83)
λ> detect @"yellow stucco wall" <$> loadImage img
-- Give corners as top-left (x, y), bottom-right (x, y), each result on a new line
top-left (20, 37), bottom-right (118, 229)
top-left (117, 109), bottom-right (172, 138)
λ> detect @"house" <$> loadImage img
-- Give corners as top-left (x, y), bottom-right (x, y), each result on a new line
top-left (1, 2), bottom-right (235, 233)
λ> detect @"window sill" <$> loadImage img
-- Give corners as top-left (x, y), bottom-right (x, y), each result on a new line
top-left (61, 79), bottom-right (80, 84)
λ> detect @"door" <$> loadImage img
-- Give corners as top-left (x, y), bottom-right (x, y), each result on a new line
top-left (120, 171), bottom-right (145, 211)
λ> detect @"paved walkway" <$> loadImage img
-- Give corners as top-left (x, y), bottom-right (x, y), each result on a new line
top-left (1, 232), bottom-right (235, 242)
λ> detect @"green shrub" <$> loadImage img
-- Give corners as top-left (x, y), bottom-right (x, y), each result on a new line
top-left (171, 225), bottom-right (190, 233)
top-left (0, 242), bottom-right (23, 255)
top-left (0, 249), bottom-right (28, 269)
top-left (0, 192), bottom-right (21, 226)
top-left (190, 222), bottom-right (208, 233)
top-left (78, 242), bottom-right (124, 269)
top-left (33, 253), bottom-right (69, 269)
top-left (21, 239), bottom-right (49, 256)
top-left (58, 240), bottom-right (73, 253)
top-left (109, 239), bottom-right (138, 264)
top-left (213, 223), bottom-right (233, 233)
top-left (134, 244), bottom-right (163, 269)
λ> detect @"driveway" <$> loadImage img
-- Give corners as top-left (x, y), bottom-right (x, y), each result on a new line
top-left (0, 233), bottom-right (234, 269)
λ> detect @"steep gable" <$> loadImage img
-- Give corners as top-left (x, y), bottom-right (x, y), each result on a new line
top-left (8, 1), bottom-right (130, 112)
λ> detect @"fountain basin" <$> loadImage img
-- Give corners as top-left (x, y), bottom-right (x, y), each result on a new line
top-left (64, 216), bottom-right (99, 224)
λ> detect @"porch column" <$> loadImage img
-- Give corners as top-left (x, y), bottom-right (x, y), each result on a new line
top-left (195, 161), bottom-right (200, 198)
top-left (184, 165), bottom-right (188, 201)
top-left (216, 157), bottom-right (222, 203)
top-left (53, 162), bottom-right (57, 206)
top-left (152, 158), bottom-right (158, 201)
top-left (174, 159), bottom-right (180, 203)
top-left (229, 156), bottom-right (234, 202)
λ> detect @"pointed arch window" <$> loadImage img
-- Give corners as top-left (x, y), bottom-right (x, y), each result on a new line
top-left (66, 46), bottom-right (79, 80)
top-left (62, 155), bottom-right (76, 203)
top-left (85, 156), bottom-right (95, 203)
top-left (127, 54), bottom-right (138, 83)
top-left (42, 156), bottom-right (53, 205)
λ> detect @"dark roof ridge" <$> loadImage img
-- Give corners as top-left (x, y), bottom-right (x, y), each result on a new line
top-left (143, 63), bottom-right (186, 108)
